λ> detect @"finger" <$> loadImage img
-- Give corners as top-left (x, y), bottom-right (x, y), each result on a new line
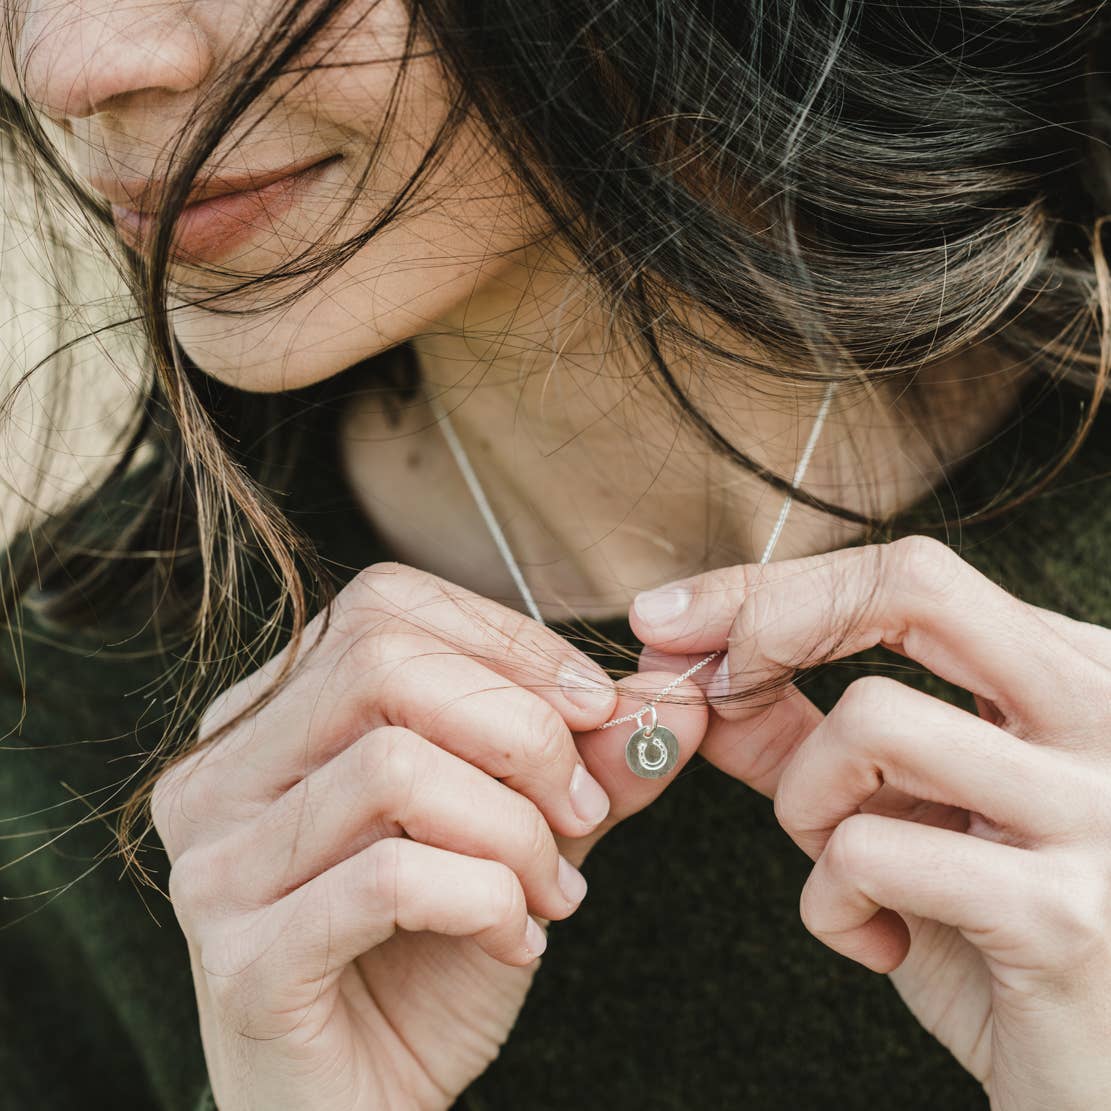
top-left (333, 638), bottom-right (613, 839)
top-left (244, 837), bottom-right (550, 998)
top-left (345, 563), bottom-right (620, 727)
top-left (215, 725), bottom-right (589, 924)
top-left (630, 535), bottom-right (1108, 742)
top-left (553, 670), bottom-right (709, 869)
top-left (639, 644), bottom-right (826, 800)
top-left (197, 560), bottom-right (618, 769)
top-left (641, 600), bottom-right (1111, 699)
top-left (637, 645), bottom-right (723, 688)
top-left (773, 677), bottom-right (1091, 860)
top-left (797, 812), bottom-right (1062, 976)
top-left (1026, 602), bottom-right (1111, 668)
top-left (697, 680), bottom-right (826, 800)
top-left (177, 640), bottom-right (613, 843)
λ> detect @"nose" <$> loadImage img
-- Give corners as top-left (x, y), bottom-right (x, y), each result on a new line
top-left (17, 1), bottom-right (213, 121)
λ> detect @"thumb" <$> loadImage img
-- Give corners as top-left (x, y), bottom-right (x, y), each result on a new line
top-left (638, 644), bottom-right (824, 800)
top-left (555, 670), bottom-right (708, 869)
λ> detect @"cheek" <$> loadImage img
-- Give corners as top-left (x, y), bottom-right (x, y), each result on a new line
top-left (168, 118), bottom-right (540, 393)
top-left (168, 163), bottom-right (533, 394)
top-left (299, 0), bottom-right (440, 139)
top-left (169, 4), bottom-right (550, 392)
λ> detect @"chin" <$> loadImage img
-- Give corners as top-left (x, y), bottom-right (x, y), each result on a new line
top-left (174, 327), bottom-right (390, 394)
top-left (169, 292), bottom-right (405, 394)
top-left (164, 237), bottom-right (511, 393)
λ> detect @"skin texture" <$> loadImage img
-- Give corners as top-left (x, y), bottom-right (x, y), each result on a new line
top-left (6, 3), bottom-right (1105, 1110)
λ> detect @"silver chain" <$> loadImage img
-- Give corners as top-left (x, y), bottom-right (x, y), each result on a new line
top-left (426, 379), bottom-right (838, 731)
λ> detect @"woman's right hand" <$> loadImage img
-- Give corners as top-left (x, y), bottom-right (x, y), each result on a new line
top-left (151, 561), bottom-right (708, 1111)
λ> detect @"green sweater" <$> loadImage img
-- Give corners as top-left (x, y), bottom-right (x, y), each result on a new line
top-left (1, 371), bottom-right (1108, 1111)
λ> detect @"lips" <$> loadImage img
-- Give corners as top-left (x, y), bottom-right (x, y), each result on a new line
top-left (109, 153), bottom-right (343, 262)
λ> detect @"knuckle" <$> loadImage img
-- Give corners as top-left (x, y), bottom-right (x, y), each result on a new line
top-left (772, 774), bottom-right (798, 836)
top-left (150, 755), bottom-right (207, 858)
top-left (345, 561), bottom-right (416, 620)
top-left (521, 802), bottom-right (557, 869)
top-left (194, 701), bottom-right (224, 747)
top-left (727, 564), bottom-right (796, 673)
top-left (705, 563), bottom-right (757, 614)
top-left (340, 634), bottom-right (421, 717)
top-left (354, 560), bottom-right (410, 594)
top-left (485, 859), bottom-right (526, 927)
top-left (730, 565), bottom-right (775, 643)
top-left (167, 846), bottom-right (223, 924)
top-left (887, 535), bottom-right (960, 598)
top-left (516, 700), bottom-right (571, 773)
top-left (196, 683), bottom-right (242, 745)
top-left (370, 727), bottom-right (425, 813)
top-left (797, 871), bottom-right (825, 934)
top-left (149, 765), bottom-right (184, 845)
top-left (824, 812), bottom-right (881, 880)
top-left (194, 670), bottom-right (279, 747)
top-left (838, 674), bottom-right (905, 730)
top-left (362, 836), bottom-right (406, 919)
top-left (343, 618), bottom-right (396, 674)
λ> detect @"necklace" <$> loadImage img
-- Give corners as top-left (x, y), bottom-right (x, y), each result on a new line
top-left (426, 379), bottom-right (838, 778)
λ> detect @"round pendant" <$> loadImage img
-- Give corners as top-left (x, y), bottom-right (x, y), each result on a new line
top-left (625, 724), bottom-right (679, 779)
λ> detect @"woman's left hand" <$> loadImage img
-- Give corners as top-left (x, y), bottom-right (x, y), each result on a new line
top-left (630, 535), bottom-right (1111, 1111)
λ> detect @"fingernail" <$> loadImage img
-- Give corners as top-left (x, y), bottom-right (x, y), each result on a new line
top-left (706, 654), bottom-right (730, 698)
top-left (557, 854), bottom-right (588, 906)
top-left (569, 762), bottom-right (611, 827)
top-left (557, 660), bottom-right (614, 712)
top-left (633, 582), bottom-right (691, 627)
top-left (524, 915), bottom-right (548, 957)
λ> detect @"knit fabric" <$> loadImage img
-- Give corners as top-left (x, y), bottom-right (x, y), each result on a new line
top-left (1, 370), bottom-right (1107, 1110)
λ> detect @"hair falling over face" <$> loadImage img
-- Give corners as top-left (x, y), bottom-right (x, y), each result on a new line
top-left (0, 0), bottom-right (1110, 884)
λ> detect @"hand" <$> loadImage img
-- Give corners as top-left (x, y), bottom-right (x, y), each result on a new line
top-left (149, 564), bottom-right (702, 1111)
top-left (630, 535), bottom-right (1111, 1111)
top-left (152, 561), bottom-right (707, 1111)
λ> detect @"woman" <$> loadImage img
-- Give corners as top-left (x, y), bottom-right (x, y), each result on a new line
top-left (1, 0), bottom-right (1110, 1107)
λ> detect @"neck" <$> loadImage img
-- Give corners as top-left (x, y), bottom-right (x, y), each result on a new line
top-left (337, 243), bottom-right (1032, 623)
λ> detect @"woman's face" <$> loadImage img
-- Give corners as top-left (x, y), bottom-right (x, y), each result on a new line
top-left (0, 0), bottom-right (544, 390)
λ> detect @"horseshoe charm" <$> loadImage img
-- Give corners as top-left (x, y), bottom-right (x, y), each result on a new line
top-left (624, 716), bottom-right (679, 779)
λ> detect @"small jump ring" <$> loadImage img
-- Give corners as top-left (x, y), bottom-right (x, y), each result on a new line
top-left (634, 703), bottom-right (658, 738)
